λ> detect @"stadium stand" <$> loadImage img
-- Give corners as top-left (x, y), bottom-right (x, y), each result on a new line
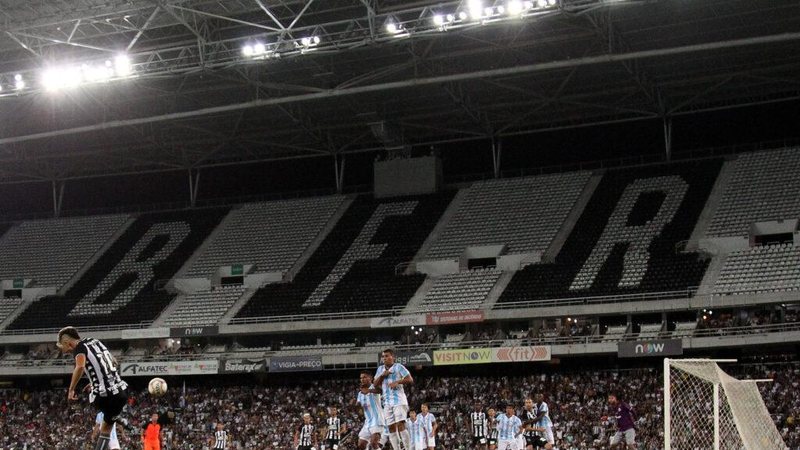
top-left (637, 323), bottom-right (664, 339)
top-left (8, 208), bottom-right (229, 329)
top-left (0, 297), bottom-right (23, 325)
top-left (163, 285), bottom-right (247, 326)
top-left (713, 242), bottom-right (800, 295)
top-left (419, 268), bottom-right (501, 311)
top-left (497, 160), bottom-right (722, 303)
top-left (185, 196), bottom-right (346, 278)
top-left (235, 192), bottom-right (454, 317)
top-left (706, 148), bottom-right (800, 237)
top-left (1, 361), bottom-right (797, 450)
top-left (0, 215), bottom-right (129, 289)
top-left (425, 172), bottom-right (591, 259)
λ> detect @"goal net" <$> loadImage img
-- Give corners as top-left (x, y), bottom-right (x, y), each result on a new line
top-left (664, 358), bottom-right (787, 450)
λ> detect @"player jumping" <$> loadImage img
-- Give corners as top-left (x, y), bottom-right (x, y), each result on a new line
top-left (470, 402), bottom-right (488, 450)
top-left (357, 372), bottom-right (386, 450)
top-left (374, 348), bottom-right (414, 450)
top-left (58, 326), bottom-right (129, 450)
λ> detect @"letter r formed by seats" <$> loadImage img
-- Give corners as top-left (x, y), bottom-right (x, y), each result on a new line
top-left (569, 176), bottom-right (689, 291)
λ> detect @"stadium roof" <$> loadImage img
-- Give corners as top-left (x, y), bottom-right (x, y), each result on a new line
top-left (0, 0), bottom-right (798, 183)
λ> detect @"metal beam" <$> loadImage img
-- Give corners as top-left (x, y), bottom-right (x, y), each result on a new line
top-left (127, 7), bottom-right (161, 52)
top-left (3, 31), bottom-right (800, 146)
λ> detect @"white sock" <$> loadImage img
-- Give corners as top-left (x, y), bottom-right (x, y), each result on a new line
top-left (389, 433), bottom-right (400, 450)
top-left (400, 429), bottom-right (412, 450)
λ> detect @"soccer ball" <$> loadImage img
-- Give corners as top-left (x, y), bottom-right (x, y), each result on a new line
top-left (148, 377), bottom-right (168, 397)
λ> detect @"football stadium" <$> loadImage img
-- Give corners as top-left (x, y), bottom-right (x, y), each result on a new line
top-left (0, 0), bottom-right (799, 449)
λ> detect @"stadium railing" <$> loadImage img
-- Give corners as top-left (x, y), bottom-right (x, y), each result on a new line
top-left (0, 321), bottom-right (152, 336)
top-left (3, 322), bottom-right (798, 369)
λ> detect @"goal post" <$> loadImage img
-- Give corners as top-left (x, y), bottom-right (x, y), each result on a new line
top-left (664, 358), bottom-right (788, 450)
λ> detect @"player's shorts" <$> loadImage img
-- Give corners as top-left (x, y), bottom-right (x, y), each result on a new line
top-left (543, 428), bottom-right (554, 445)
top-left (383, 405), bottom-right (409, 426)
top-left (298, 446), bottom-right (313, 450)
top-left (524, 435), bottom-right (537, 448)
top-left (325, 439), bottom-right (340, 450)
top-left (358, 424), bottom-right (384, 441)
top-left (488, 438), bottom-right (497, 447)
top-left (472, 436), bottom-right (488, 446)
top-left (414, 441), bottom-right (427, 450)
top-left (425, 436), bottom-right (436, 448)
top-left (498, 439), bottom-right (520, 450)
top-left (143, 442), bottom-right (160, 450)
top-left (93, 389), bottom-right (129, 425)
top-left (525, 436), bottom-right (548, 448)
top-left (610, 429), bottom-right (635, 446)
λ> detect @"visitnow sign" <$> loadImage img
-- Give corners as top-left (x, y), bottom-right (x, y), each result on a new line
top-left (433, 346), bottom-right (551, 366)
top-left (618, 339), bottom-right (683, 358)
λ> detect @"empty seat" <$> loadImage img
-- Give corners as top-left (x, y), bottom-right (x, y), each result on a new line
top-left (426, 172), bottom-right (590, 259)
top-left (707, 148), bottom-right (800, 237)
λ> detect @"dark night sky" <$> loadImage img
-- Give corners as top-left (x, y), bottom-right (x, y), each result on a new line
top-left (1, 99), bottom-right (798, 217)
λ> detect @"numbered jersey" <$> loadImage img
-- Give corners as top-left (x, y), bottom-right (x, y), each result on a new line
top-left (75, 338), bottom-right (128, 398)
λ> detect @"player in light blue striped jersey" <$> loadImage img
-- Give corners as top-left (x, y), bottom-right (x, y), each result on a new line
top-left (374, 349), bottom-right (414, 450)
top-left (358, 371), bottom-right (386, 450)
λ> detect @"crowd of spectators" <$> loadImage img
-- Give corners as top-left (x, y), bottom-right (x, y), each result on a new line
top-left (1, 359), bottom-right (798, 450)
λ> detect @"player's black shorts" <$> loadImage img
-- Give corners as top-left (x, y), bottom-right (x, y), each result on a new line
top-left (487, 438), bottom-right (497, 446)
top-left (526, 436), bottom-right (547, 448)
top-left (472, 436), bottom-right (488, 445)
top-left (298, 446), bottom-right (313, 450)
top-left (325, 439), bottom-right (340, 449)
top-left (93, 389), bottom-right (129, 425)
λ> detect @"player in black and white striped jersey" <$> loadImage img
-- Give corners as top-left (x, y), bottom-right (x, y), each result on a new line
top-left (470, 402), bottom-right (488, 450)
top-left (295, 413), bottom-right (318, 450)
top-left (324, 407), bottom-right (347, 450)
top-left (211, 422), bottom-right (229, 449)
top-left (58, 326), bottom-right (129, 450)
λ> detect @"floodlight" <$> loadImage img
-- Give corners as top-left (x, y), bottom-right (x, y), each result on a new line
top-left (114, 54), bottom-right (131, 77)
top-left (242, 45), bottom-right (254, 56)
top-left (301, 37), bottom-right (311, 46)
top-left (537, 0), bottom-right (547, 7)
top-left (385, 22), bottom-right (399, 34)
top-left (496, 5), bottom-right (505, 14)
top-left (433, 14), bottom-right (445, 26)
top-left (468, 0), bottom-right (483, 20)
top-left (484, 6), bottom-right (494, 17)
top-left (548, 0), bottom-right (557, 5)
top-left (507, 0), bottom-right (523, 14)
top-left (13, 74), bottom-right (24, 90)
top-left (458, 11), bottom-right (468, 20)
top-left (523, 1), bottom-right (534, 9)
top-left (446, 14), bottom-right (456, 22)
top-left (253, 43), bottom-right (266, 55)
top-left (313, 36), bottom-right (321, 44)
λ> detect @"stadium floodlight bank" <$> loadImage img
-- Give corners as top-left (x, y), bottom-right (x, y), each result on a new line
top-left (663, 358), bottom-right (788, 450)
